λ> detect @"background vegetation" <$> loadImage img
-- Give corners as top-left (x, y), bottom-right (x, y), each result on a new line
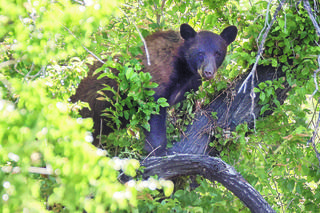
top-left (1, 0), bottom-right (320, 212)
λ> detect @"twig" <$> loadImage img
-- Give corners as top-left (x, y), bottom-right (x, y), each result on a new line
top-left (309, 99), bottom-right (320, 167)
top-left (29, 166), bottom-right (53, 175)
top-left (63, 26), bottom-right (105, 65)
top-left (250, 81), bottom-right (257, 132)
top-left (304, 0), bottom-right (320, 98)
top-left (303, 0), bottom-right (320, 36)
top-left (305, 0), bottom-right (320, 165)
top-left (256, 0), bottom-right (273, 48)
top-left (99, 118), bottom-right (103, 148)
top-left (23, 63), bottom-right (35, 82)
top-left (310, 55), bottom-right (320, 98)
top-left (119, 8), bottom-right (151, 66)
top-left (238, 0), bottom-right (287, 94)
top-left (0, 60), bottom-right (16, 69)
top-left (314, 0), bottom-right (319, 13)
top-left (72, 0), bottom-right (85, 5)
top-left (155, 0), bottom-right (167, 26)
top-left (238, 0), bottom-right (287, 131)
top-left (142, 140), bottom-right (162, 162)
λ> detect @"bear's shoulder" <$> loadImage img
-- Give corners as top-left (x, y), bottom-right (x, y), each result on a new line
top-left (141, 30), bottom-right (183, 95)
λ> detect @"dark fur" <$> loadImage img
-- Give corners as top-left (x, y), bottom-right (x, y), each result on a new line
top-left (71, 24), bottom-right (237, 155)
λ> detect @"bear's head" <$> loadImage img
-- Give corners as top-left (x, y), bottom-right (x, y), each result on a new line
top-left (179, 23), bottom-right (237, 79)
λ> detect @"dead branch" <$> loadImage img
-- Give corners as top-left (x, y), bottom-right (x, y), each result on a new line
top-left (309, 99), bottom-right (320, 167)
top-left (238, 0), bottom-right (287, 94)
top-left (120, 8), bottom-right (151, 66)
top-left (165, 64), bottom-right (290, 155)
top-left (64, 26), bottom-right (105, 65)
top-left (237, 0), bottom-right (287, 131)
top-left (303, 0), bottom-right (320, 36)
top-left (142, 154), bottom-right (276, 213)
top-left (311, 55), bottom-right (320, 98)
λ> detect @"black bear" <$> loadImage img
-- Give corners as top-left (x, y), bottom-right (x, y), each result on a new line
top-left (71, 24), bottom-right (237, 156)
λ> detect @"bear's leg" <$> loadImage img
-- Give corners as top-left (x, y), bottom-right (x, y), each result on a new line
top-left (144, 106), bottom-right (167, 156)
top-left (168, 76), bottom-right (202, 106)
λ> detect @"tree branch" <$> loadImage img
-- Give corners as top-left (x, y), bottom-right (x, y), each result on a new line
top-left (140, 64), bottom-right (289, 212)
top-left (166, 64), bottom-right (290, 155)
top-left (303, 0), bottom-right (320, 36)
top-left (311, 55), bottom-right (320, 98)
top-left (120, 8), bottom-right (151, 66)
top-left (64, 26), bottom-right (105, 65)
top-left (237, 0), bottom-right (287, 131)
top-left (238, 0), bottom-right (287, 94)
top-left (142, 154), bottom-right (276, 213)
top-left (309, 99), bottom-right (320, 167)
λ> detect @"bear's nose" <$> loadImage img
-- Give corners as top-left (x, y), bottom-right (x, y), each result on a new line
top-left (204, 69), bottom-right (214, 79)
top-left (202, 56), bottom-right (216, 79)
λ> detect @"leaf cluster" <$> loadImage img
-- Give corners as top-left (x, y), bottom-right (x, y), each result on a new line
top-left (0, 80), bottom-right (139, 212)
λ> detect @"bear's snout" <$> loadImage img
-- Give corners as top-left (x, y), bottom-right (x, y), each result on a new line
top-left (200, 55), bottom-right (217, 79)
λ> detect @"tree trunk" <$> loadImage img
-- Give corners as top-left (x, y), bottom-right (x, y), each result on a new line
top-left (167, 64), bottom-right (290, 155)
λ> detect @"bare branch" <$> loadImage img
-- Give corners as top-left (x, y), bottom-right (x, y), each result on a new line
top-left (237, 0), bottom-right (287, 131)
top-left (155, 0), bottom-right (167, 26)
top-left (3, 166), bottom-right (54, 175)
top-left (256, 0), bottom-right (273, 47)
top-left (309, 99), bottom-right (320, 167)
top-left (63, 26), bottom-right (105, 65)
top-left (119, 8), bottom-right (151, 66)
top-left (0, 60), bottom-right (16, 69)
top-left (72, 0), bottom-right (85, 5)
top-left (142, 154), bottom-right (276, 213)
top-left (28, 166), bottom-right (53, 175)
top-left (311, 55), bottom-right (320, 98)
top-left (238, 0), bottom-right (287, 94)
top-left (303, 0), bottom-right (320, 36)
top-left (304, 1), bottom-right (320, 165)
top-left (303, 0), bottom-right (320, 99)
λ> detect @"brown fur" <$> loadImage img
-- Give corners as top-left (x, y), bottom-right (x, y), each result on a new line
top-left (71, 31), bottom-right (183, 145)
top-left (141, 31), bottom-right (182, 94)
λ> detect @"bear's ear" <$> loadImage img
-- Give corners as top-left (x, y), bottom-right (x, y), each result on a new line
top-left (180, 23), bottom-right (197, 40)
top-left (220, 26), bottom-right (238, 45)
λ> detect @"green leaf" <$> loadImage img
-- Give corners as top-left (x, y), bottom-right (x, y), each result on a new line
top-left (260, 92), bottom-right (266, 102)
top-left (260, 104), bottom-right (270, 115)
top-left (163, 180), bottom-right (174, 197)
top-left (259, 82), bottom-right (267, 90)
top-left (253, 87), bottom-right (260, 93)
top-left (126, 67), bottom-right (134, 80)
top-left (157, 98), bottom-right (169, 107)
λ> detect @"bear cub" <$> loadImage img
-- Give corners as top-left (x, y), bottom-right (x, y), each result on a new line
top-left (71, 24), bottom-right (237, 156)
top-left (145, 24), bottom-right (237, 155)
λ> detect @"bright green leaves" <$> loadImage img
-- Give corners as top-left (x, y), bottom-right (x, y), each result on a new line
top-left (254, 79), bottom-right (284, 115)
top-left (162, 179), bottom-right (174, 197)
top-left (0, 0), bottom-right (121, 65)
top-left (109, 157), bottom-right (140, 177)
top-left (0, 79), bottom-right (140, 212)
top-left (95, 57), bottom-right (169, 150)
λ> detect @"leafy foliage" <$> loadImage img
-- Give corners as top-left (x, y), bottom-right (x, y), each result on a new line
top-left (0, 79), bottom-right (138, 212)
top-left (92, 56), bottom-right (169, 155)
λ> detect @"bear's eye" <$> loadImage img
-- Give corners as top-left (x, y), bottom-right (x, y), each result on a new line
top-left (215, 51), bottom-right (222, 57)
top-left (197, 52), bottom-right (205, 61)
